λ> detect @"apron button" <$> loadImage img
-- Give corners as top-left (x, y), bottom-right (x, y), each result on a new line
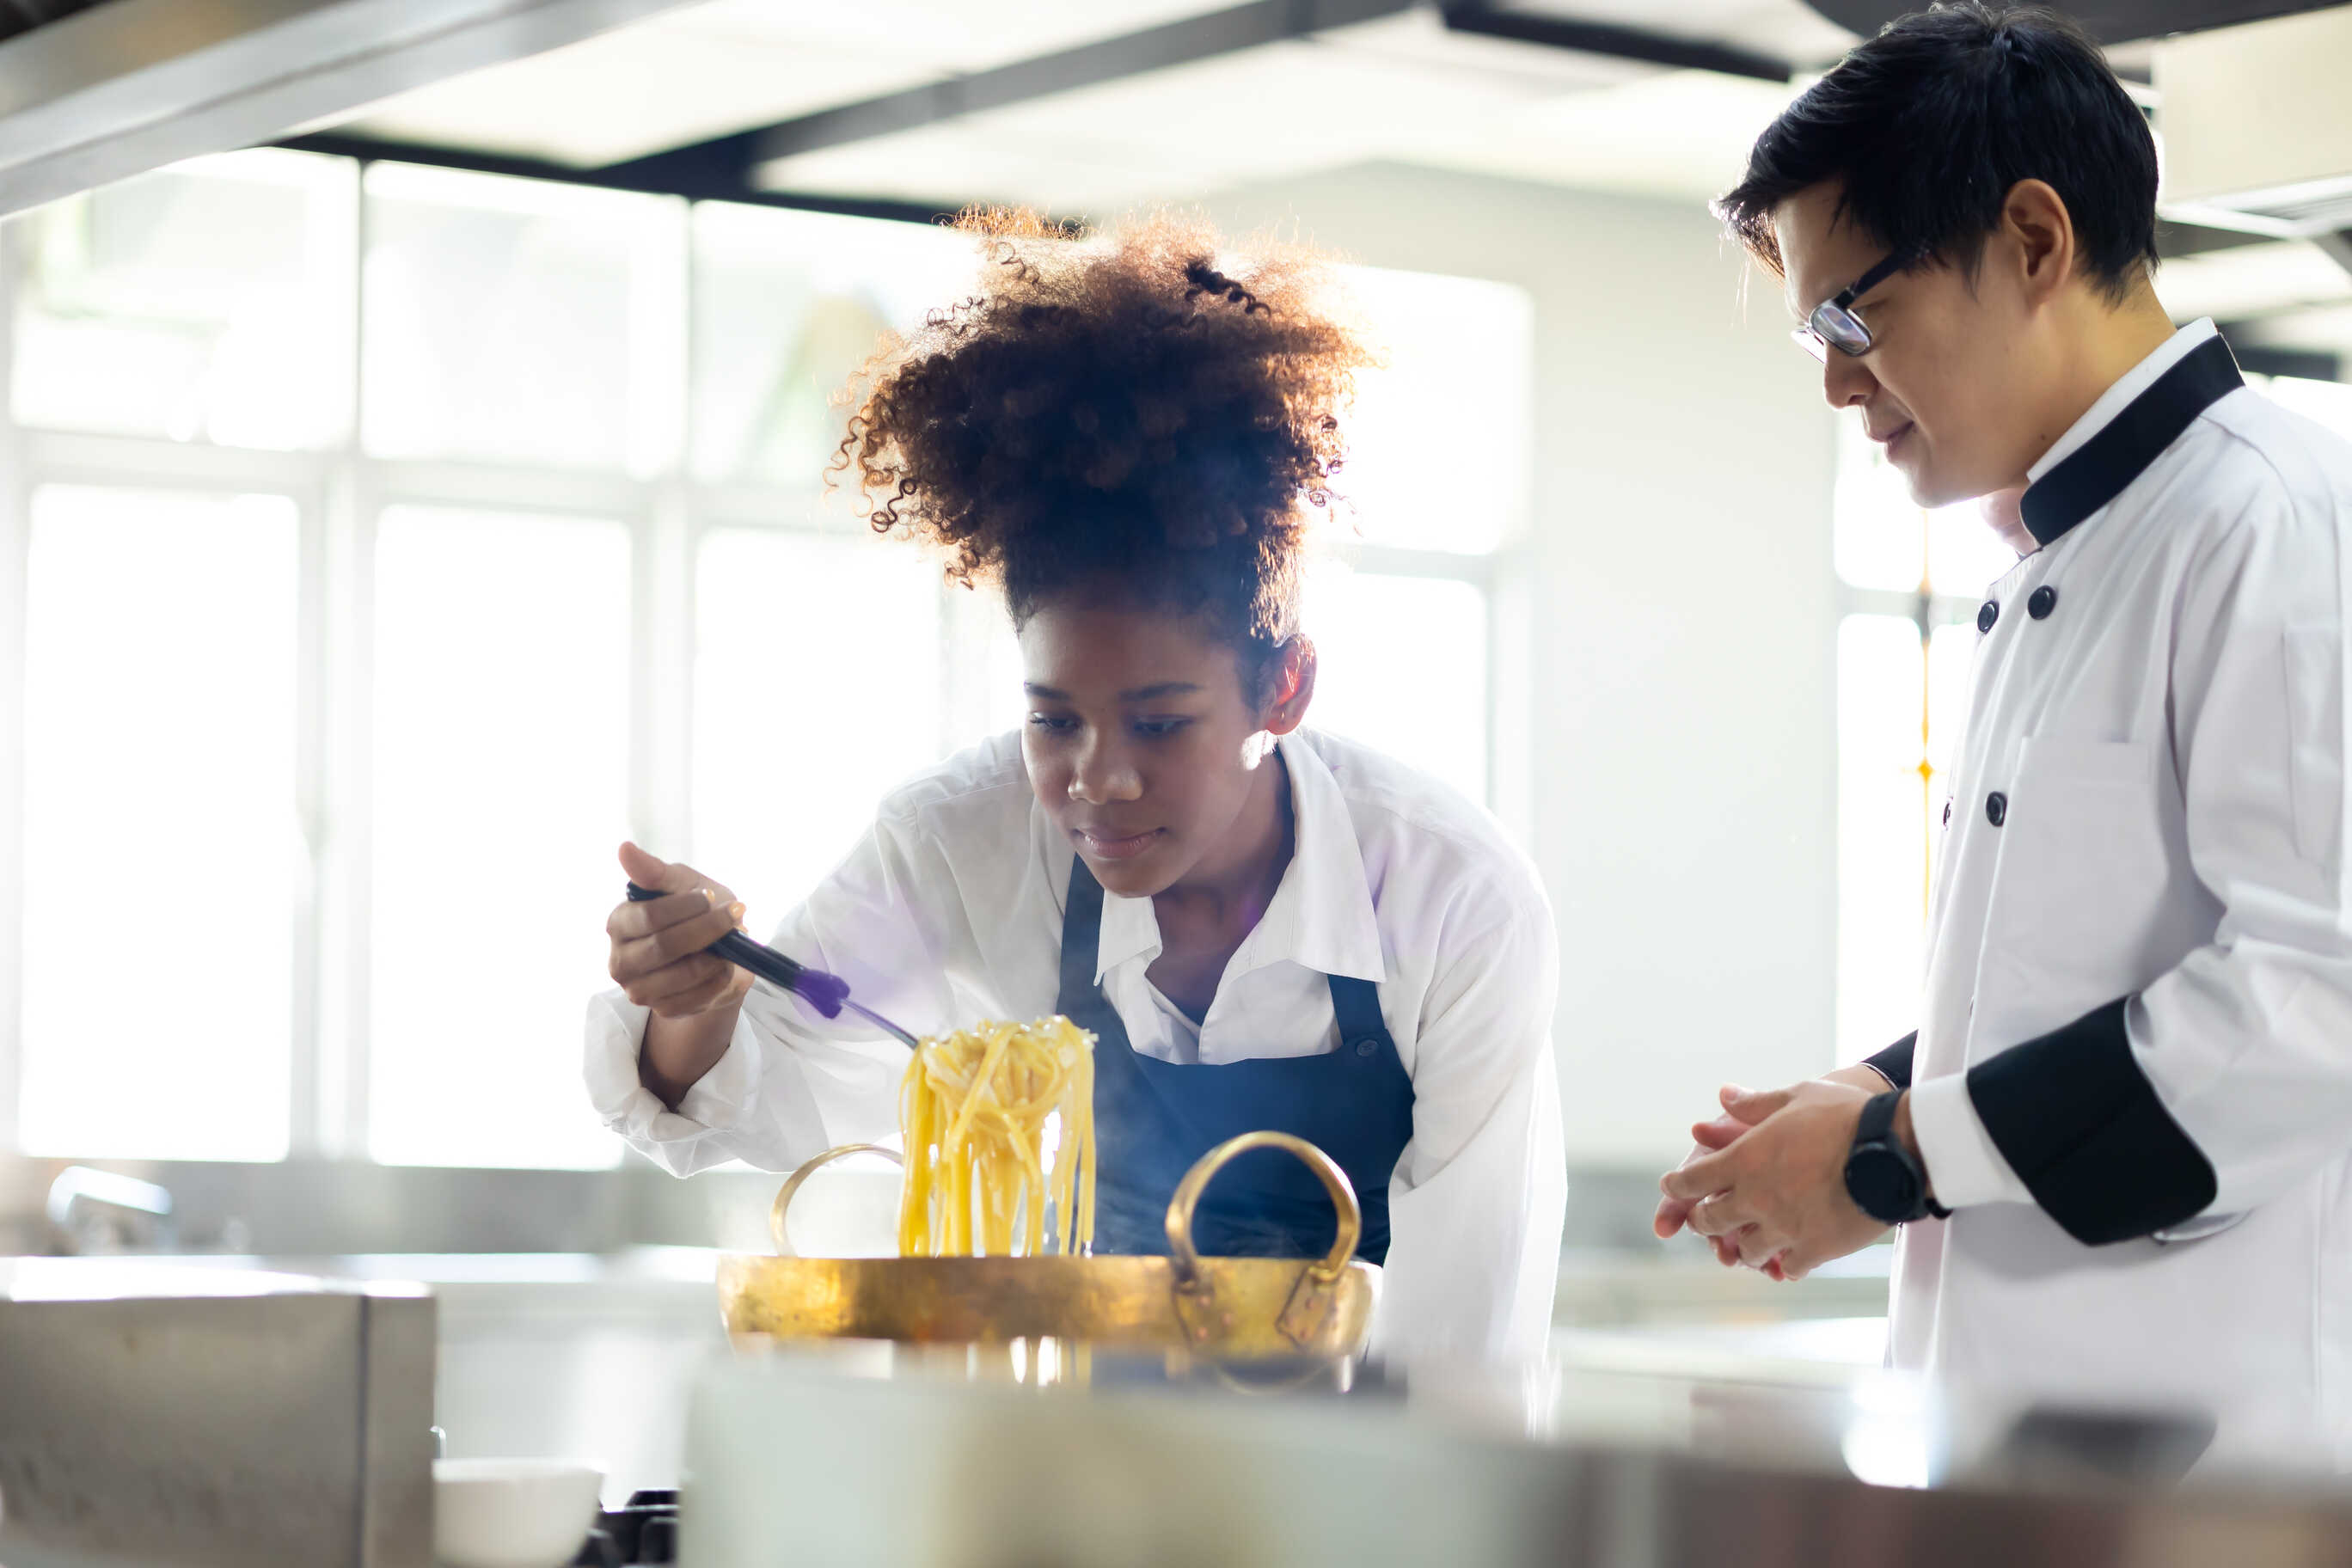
top-left (1351, 1038), bottom-right (1380, 1058)
top-left (1976, 599), bottom-right (1999, 634)
top-left (2029, 585), bottom-right (2058, 620)
top-left (1986, 791), bottom-right (2008, 827)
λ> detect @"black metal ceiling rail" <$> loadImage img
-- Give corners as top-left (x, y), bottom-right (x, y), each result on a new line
top-left (1438, 3), bottom-right (1794, 83)
top-left (598, 0), bottom-right (1420, 192)
top-left (284, 0), bottom-right (1822, 214)
top-left (0, 0), bottom-right (100, 46)
top-left (273, 129), bottom-right (964, 226)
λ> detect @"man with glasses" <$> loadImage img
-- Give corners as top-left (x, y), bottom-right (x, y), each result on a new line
top-left (1656, 3), bottom-right (2352, 1439)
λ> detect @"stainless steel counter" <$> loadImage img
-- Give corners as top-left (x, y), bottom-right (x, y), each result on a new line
top-left (0, 1260), bottom-right (436, 1568)
top-left (48, 1249), bottom-right (732, 1508)
top-left (687, 1346), bottom-right (2352, 1568)
top-left (9, 1249), bottom-right (2351, 1567)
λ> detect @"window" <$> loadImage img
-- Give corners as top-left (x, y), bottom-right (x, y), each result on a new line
top-left (11, 150), bottom-right (355, 449)
top-left (1331, 266), bottom-right (1530, 556)
top-left (1308, 570), bottom-right (1491, 805)
top-left (363, 165), bottom-right (683, 475)
top-left (0, 150), bottom-right (1528, 1168)
top-left (1833, 420), bottom-right (2018, 1058)
top-left (690, 527), bottom-right (944, 923)
top-left (17, 487), bottom-right (301, 1159)
top-left (689, 202), bottom-right (970, 492)
top-left (367, 507), bottom-right (633, 1168)
top-left (1305, 264), bottom-right (1529, 805)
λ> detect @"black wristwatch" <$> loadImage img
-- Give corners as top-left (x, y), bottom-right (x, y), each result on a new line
top-left (1844, 1090), bottom-right (1950, 1225)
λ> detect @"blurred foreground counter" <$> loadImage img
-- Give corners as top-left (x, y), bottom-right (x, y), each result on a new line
top-left (0, 1258), bottom-right (437, 1568)
top-left (8, 1251), bottom-right (2352, 1568)
top-left (686, 1339), bottom-right (2352, 1568)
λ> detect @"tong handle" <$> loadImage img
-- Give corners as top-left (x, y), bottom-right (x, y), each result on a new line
top-left (624, 880), bottom-right (848, 1018)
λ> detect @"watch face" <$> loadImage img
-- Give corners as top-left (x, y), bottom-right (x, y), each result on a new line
top-left (1845, 1145), bottom-right (1919, 1225)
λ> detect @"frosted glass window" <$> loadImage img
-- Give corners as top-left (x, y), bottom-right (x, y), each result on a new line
top-left (690, 528), bottom-right (944, 923)
top-left (1833, 418), bottom-right (1926, 591)
top-left (690, 202), bottom-right (972, 491)
top-left (1836, 615), bottom-right (1928, 1059)
top-left (1925, 501), bottom-right (2022, 599)
top-left (1837, 416), bottom-right (2018, 596)
top-left (10, 150), bottom-right (355, 449)
top-left (18, 487), bottom-right (299, 1159)
top-left (370, 506), bottom-right (632, 1167)
top-left (364, 164), bottom-right (681, 475)
top-left (1338, 266), bottom-right (1532, 555)
top-left (1925, 622), bottom-right (1978, 782)
top-left (1307, 569), bottom-right (1488, 806)
top-left (971, 602), bottom-right (1029, 747)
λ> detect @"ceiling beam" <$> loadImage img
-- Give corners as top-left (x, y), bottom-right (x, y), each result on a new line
top-left (0, 0), bottom-right (697, 222)
top-left (596, 0), bottom-right (1418, 191)
top-left (274, 129), bottom-right (966, 225)
top-left (2157, 216), bottom-right (2278, 260)
top-left (1437, 3), bottom-right (1793, 83)
top-left (2317, 230), bottom-right (2352, 285)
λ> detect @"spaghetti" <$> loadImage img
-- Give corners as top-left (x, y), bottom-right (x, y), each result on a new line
top-left (897, 1016), bottom-right (1097, 1257)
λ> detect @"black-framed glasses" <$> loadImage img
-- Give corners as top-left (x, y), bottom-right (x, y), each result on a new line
top-left (1792, 251), bottom-right (1910, 363)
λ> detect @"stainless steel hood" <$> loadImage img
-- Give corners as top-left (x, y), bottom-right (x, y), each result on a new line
top-left (0, 0), bottom-right (703, 219)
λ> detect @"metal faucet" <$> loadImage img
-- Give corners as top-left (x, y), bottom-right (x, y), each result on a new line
top-left (45, 1166), bottom-right (177, 1254)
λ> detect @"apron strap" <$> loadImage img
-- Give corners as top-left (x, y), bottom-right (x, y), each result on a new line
top-left (1326, 973), bottom-right (1393, 1056)
top-left (1059, 854), bottom-right (1109, 1017)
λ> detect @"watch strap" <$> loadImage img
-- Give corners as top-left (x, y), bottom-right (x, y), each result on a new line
top-left (1852, 1090), bottom-right (1949, 1224)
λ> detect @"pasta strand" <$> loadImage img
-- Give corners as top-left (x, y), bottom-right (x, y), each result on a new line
top-left (897, 1016), bottom-right (1097, 1257)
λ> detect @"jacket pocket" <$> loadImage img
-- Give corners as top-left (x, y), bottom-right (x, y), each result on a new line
top-left (1974, 737), bottom-right (2177, 1036)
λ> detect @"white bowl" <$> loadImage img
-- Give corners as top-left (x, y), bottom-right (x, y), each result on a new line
top-left (433, 1457), bottom-right (605, 1568)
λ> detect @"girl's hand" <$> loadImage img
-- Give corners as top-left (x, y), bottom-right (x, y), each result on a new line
top-left (607, 841), bottom-right (753, 1020)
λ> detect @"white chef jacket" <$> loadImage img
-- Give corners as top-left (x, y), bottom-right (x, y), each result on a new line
top-left (1871, 319), bottom-right (2352, 1437)
top-left (585, 727), bottom-right (1566, 1364)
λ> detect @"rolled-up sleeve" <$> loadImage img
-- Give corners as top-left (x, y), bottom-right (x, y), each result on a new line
top-left (584, 809), bottom-right (964, 1175)
top-left (1375, 891), bottom-right (1565, 1364)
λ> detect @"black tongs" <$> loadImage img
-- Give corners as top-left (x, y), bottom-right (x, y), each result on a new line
top-left (625, 882), bottom-right (920, 1048)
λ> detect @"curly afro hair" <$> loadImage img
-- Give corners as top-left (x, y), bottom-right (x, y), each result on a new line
top-left (833, 208), bottom-right (1379, 691)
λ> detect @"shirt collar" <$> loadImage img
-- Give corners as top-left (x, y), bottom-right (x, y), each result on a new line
top-left (1091, 732), bottom-right (1387, 986)
top-left (2018, 318), bottom-right (2242, 548)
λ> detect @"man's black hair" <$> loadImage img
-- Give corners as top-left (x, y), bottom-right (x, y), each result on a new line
top-left (1717, 3), bottom-right (2158, 303)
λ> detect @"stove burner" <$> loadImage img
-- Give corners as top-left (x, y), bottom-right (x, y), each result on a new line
top-left (574, 1489), bottom-right (678, 1567)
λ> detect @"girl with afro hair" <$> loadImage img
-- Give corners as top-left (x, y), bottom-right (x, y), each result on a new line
top-left (592, 211), bottom-right (1563, 1363)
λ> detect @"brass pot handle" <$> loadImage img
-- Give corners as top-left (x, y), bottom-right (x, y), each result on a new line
top-left (769, 1142), bottom-right (903, 1258)
top-left (1165, 1131), bottom-right (1360, 1285)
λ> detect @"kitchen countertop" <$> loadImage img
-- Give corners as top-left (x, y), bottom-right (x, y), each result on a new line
top-left (12, 1249), bottom-right (2351, 1567)
top-left (684, 1340), bottom-right (2352, 1568)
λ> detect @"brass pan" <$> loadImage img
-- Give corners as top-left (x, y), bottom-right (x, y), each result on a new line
top-left (718, 1130), bottom-right (1375, 1359)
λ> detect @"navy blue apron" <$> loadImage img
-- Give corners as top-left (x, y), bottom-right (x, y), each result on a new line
top-left (1057, 857), bottom-right (1416, 1264)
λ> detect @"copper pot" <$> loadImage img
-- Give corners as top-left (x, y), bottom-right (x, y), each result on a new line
top-left (718, 1131), bottom-right (1375, 1360)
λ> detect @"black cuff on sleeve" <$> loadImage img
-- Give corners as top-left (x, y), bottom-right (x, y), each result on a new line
top-left (1865, 1032), bottom-right (1916, 1091)
top-left (1965, 996), bottom-right (2217, 1246)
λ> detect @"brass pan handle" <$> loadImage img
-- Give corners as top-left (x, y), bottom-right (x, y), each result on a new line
top-left (1165, 1131), bottom-right (1360, 1285)
top-left (769, 1142), bottom-right (903, 1258)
